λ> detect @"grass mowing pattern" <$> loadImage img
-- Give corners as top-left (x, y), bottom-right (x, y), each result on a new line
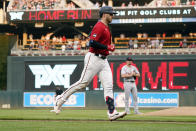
top-left (1, 120), bottom-right (196, 131)
top-left (0, 109), bottom-right (196, 131)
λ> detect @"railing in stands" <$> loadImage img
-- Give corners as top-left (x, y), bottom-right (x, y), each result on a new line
top-left (11, 48), bottom-right (196, 56)
top-left (114, 36), bottom-right (196, 49)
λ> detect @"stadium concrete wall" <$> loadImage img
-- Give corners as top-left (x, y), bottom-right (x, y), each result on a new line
top-left (0, 35), bottom-right (17, 90)
top-left (1, 55), bottom-right (196, 108)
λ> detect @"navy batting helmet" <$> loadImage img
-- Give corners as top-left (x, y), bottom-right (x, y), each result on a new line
top-left (99, 6), bottom-right (117, 16)
top-left (126, 57), bottom-right (133, 61)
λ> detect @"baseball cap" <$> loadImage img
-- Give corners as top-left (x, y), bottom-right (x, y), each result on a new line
top-left (99, 6), bottom-right (117, 15)
top-left (126, 57), bottom-right (133, 61)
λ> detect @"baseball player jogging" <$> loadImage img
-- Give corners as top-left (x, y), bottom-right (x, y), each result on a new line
top-left (121, 57), bottom-right (142, 115)
top-left (52, 6), bottom-right (126, 121)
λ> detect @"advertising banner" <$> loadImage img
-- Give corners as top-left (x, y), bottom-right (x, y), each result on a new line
top-left (114, 92), bottom-right (179, 107)
top-left (24, 92), bottom-right (85, 107)
top-left (7, 7), bottom-right (196, 22)
top-left (25, 62), bottom-right (83, 91)
top-left (24, 60), bottom-right (196, 91)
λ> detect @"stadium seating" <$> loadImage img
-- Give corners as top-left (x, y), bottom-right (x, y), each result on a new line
top-left (7, 0), bottom-right (196, 11)
top-left (8, 0), bottom-right (63, 10)
top-left (11, 47), bottom-right (196, 56)
top-left (114, 36), bottom-right (196, 49)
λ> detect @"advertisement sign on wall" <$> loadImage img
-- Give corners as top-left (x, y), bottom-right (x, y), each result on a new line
top-left (24, 92), bottom-right (85, 107)
top-left (28, 64), bottom-right (77, 89)
top-left (114, 92), bottom-right (179, 107)
top-left (25, 62), bottom-right (84, 91)
top-left (25, 60), bottom-right (196, 91)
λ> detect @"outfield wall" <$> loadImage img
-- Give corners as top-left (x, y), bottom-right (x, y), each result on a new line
top-left (2, 55), bottom-right (196, 108)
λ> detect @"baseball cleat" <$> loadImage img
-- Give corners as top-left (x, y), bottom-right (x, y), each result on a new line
top-left (108, 110), bottom-right (127, 121)
top-left (134, 111), bottom-right (143, 115)
top-left (54, 109), bottom-right (61, 115)
top-left (50, 102), bottom-right (61, 114)
top-left (54, 100), bottom-right (63, 115)
top-left (126, 111), bottom-right (130, 114)
top-left (50, 109), bottom-right (61, 114)
top-left (50, 95), bottom-right (64, 115)
top-left (125, 109), bottom-right (130, 114)
top-left (50, 110), bottom-right (55, 112)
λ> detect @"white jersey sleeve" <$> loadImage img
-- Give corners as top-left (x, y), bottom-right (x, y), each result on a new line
top-left (133, 66), bottom-right (139, 74)
top-left (121, 66), bottom-right (127, 75)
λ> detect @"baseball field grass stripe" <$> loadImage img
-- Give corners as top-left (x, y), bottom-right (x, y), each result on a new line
top-left (0, 119), bottom-right (196, 131)
top-left (0, 109), bottom-right (196, 122)
top-left (0, 109), bottom-right (196, 131)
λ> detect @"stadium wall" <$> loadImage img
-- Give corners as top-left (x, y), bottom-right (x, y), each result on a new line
top-left (0, 35), bottom-right (17, 90)
top-left (2, 55), bottom-right (196, 108)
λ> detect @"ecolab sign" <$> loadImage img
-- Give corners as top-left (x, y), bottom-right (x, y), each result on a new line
top-left (29, 64), bottom-right (77, 89)
top-left (24, 92), bottom-right (85, 107)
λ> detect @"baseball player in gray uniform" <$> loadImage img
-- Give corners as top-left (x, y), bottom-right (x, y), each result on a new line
top-left (121, 57), bottom-right (141, 114)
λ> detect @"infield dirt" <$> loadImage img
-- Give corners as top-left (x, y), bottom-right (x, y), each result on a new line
top-left (143, 106), bottom-right (196, 116)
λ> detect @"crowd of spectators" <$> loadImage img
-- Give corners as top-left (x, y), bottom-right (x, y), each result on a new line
top-left (24, 32), bottom-right (196, 53)
top-left (8, 0), bottom-right (196, 11)
top-left (120, 0), bottom-right (195, 7)
top-left (179, 38), bottom-right (196, 48)
top-left (8, 0), bottom-right (75, 10)
top-left (128, 38), bottom-right (164, 49)
top-left (26, 34), bottom-right (90, 52)
top-left (155, 0), bottom-right (195, 7)
top-left (128, 37), bottom-right (196, 50)
top-left (9, 0), bottom-right (63, 10)
top-left (116, 32), bottom-right (196, 50)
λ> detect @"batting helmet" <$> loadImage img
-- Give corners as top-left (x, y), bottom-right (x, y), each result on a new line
top-left (126, 57), bottom-right (133, 61)
top-left (99, 6), bottom-right (117, 17)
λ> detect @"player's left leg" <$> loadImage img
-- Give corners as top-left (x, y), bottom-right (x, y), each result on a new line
top-left (50, 96), bottom-right (57, 112)
top-left (99, 60), bottom-right (126, 121)
top-left (124, 82), bottom-right (131, 114)
top-left (53, 52), bottom-right (101, 114)
top-left (131, 83), bottom-right (142, 114)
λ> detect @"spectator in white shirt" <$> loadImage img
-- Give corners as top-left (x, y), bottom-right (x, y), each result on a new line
top-left (128, 1), bottom-right (133, 7)
top-left (61, 44), bottom-right (66, 53)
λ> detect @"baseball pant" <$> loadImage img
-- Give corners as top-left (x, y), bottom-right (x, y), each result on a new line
top-left (124, 82), bottom-right (138, 113)
top-left (60, 52), bottom-right (114, 101)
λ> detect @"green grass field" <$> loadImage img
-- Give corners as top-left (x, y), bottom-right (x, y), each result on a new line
top-left (0, 109), bottom-right (196, 131)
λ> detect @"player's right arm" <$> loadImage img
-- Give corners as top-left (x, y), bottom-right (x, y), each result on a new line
top-left (89, 40), bottom-right (115, 51)
top-left (121, 66), bottom-right (134, 78)
top-left (89, 40), bottom-right (107, 49)
top-left (121, 73), bottom-right (134, 78)
top-left (133, 67), bottom-right (140, 77)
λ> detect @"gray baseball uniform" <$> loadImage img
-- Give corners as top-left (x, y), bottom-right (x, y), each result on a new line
top-left (121, 65), bottom-right (139, 114)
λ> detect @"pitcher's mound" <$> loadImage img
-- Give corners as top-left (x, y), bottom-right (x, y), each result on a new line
top-left (144, 107), bottom-right (196, 116)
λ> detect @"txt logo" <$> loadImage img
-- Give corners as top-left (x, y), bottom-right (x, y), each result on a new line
top-left (9, 12), bottom-right (24, 20)
top-left (29, 64), bottom-right (77, 88)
